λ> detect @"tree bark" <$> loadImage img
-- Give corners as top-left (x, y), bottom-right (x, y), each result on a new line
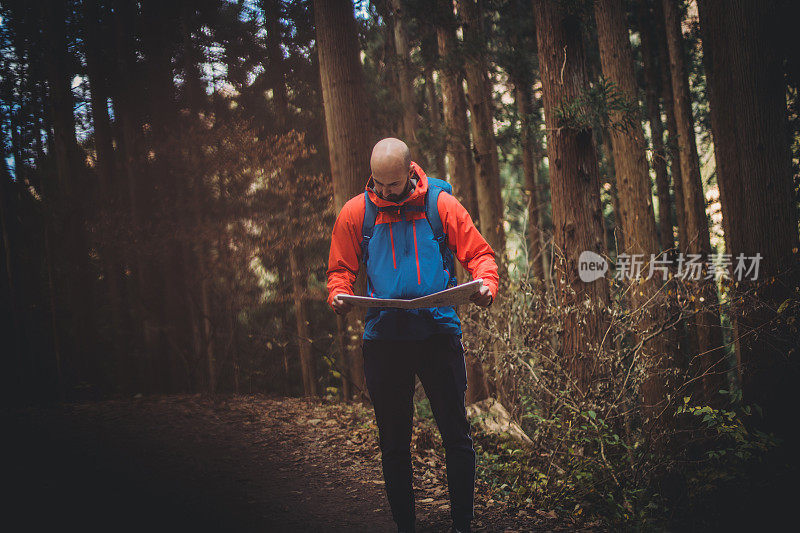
top-left (534, 0), bottom-right (611, 393)
top-left (84, 0), bottom-right (128, 383)
top-left (264, 0), bottom-right (318, 397)
top-left (514, 81), bottom-right (548, 284)
top-left (601, 131), bottom-right (625, 257)
top-left (43, 0), bottom-right (96, 391)
top-left (180, 8), bottom-right (216, 394)
top-left (423, 66), bottom-right (448, 179)
top-left (389, 0), bottom-right (422, 160)
top-left (289, 247), bottom-right (317, 396)
top-left (314, 0), bottom-right (372, 399)
top-left (435, 3), bottom-right (478, 218)
top-left (111, 0), bottom-right (156, 392)
top-left (595, 0), bottom-right (676, 421)
top-left (0, 153), bottom-right (25, 392)
top-left (662, 0), bottom-right (725, 403)
top-left (456, 0), bottom-right (506, 273)
top-left (637, 2), bottom-right (675, 255)
top-left (699, 0), bottom-right (799, 435)
top-left (653, 1), bottom-right (687, 254)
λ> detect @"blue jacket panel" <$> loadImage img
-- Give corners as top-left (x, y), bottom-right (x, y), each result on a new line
top-left (363, 216), bottom-right (462, 341)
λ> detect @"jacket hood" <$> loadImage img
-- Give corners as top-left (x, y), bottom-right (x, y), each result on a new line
top-left (365, 161), bottom-right (429, 207)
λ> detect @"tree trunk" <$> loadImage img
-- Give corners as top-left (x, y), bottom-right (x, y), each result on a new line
top-left (435, 4), bottom-right (478, 218)
top-left (44, 0), bottom-right (96, 392)
top-left (289, 247), bottom-right (317, 396)
top-left (263, 0), bottom-right (289, 124)
top-left (456, 0), bottom-right (506, 274)
top-left (423, 67), bottom-right (448, 179)
top-left (514, 81), bottom-right (547, 284)
top-left (314, 0), bottom-right (372, 400)
top-left (637, 2), bottom-right (675, 255)
top-left (652, 1), bottom-right (687, 254)
top-left (336, 314), bottom-right (353, 400)
top-left (111, 0), bottom-right (154, 392)
top-left (389, 0), bottom-right (423, 161)
top-left (601, 132), bottom-right (625, 255)
top-left (662, 0), bottom-right (726, 403)
top-left (648, 2), bottom-right (691, 372)
top-left (534, 0), bottom-right (611, 394)
top-left (265, 0), bottom-right (318, 397)
top-left (595, 0), bottom-right (676, 421)
top-left (0, 157), bottom-right (25, 393)
top-left (376, 1), bottom-right (402, 137)
top-left (44, 223), bottom-right (64, 400)
top-left (699, 0), bottom-right (799, 435)
top-left (180, 8), bottom-right (216, 394)
top-left (84, 0), bottom-right (128, 384)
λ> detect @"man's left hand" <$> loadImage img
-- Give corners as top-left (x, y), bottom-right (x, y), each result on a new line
top-left (469, 285), bottom-right (493, 307)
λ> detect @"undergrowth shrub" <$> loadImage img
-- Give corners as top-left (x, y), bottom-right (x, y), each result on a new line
top-left (458, 270), bottom-right (796, 529)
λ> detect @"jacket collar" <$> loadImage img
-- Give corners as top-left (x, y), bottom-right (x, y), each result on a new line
top-left (365, 161), bottom-right (429, 207)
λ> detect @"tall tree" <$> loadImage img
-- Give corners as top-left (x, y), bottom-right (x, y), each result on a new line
top-left (654, 0), bottom-right (687, 254)
top-left (83, 0), bottom-right (130, 387)
top-left (434, 0), bottom-right (477, 218)
top-left (455, 0), bottom-right (506, 273)
top-left (662, 0), bottom-right (725, 402)
top-left (180, 4), bottom-right (217, 393)
top-left (111, 0), bottom-right (159, 391)
top-left (419, 24), bottom-right (448, 179)
top-left (43, 0), bottom-right (97, 389)
top-left (314, 0), bottom-right (372, 399)
top-left (431, 0), bottom-right (489, 404)
top-left (699, 0), bottom-right (799, 435)
top-left (0, 134), bottom-right (26, 395)
top-left (636, 1), bottom-right (675, 255)
top-left (265, 0), bottom-right (317, 397)
top-left (388, 0), bottom-right (423, 160)
top-left (495, 0), bottom-right (549, 285)
top-left (594, 0), bottom-right (676, 420)
top-left (515, 82), bottom-right (549, 285)
top-left (534, 0), bottom-right (611, 393)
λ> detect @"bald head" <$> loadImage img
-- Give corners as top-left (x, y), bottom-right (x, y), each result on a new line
top-left (369, 138), bottom-right (413, 201)
top-left (370, 138), bottom-right (411, 179)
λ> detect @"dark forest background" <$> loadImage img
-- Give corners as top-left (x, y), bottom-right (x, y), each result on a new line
top-left (1, 0), bottom-right (799, 528)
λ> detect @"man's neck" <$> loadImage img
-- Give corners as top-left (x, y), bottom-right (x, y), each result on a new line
top-left (396, 176), bottom-right (417, 202)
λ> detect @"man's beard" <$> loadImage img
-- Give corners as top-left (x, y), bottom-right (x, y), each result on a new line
top-left (379, 180), bottom-right (412, 202)
top-left (382, 192), bottom-right (403, 201)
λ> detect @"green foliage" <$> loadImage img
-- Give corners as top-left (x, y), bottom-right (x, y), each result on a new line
top-left (414, 397), bottom-right (435, 421)
top-left (554, 77), bottom-right (642, 134)
top-left (676, 394), bottom-right (777, 462)
top-left (461, 272), bottom-right (793, 529)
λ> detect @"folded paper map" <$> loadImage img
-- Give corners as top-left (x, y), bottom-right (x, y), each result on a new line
top-left (338, 279), bottom-right (484, 309)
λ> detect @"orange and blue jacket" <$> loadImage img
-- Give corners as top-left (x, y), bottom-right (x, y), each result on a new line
top-left (326, 162), bottom-right (499, 341)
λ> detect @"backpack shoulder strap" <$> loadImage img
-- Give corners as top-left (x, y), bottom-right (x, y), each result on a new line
top-left (425, 177), bottom-right (452, 243)
top-left (425, 177), bottom-right (458, 287)
top-left (361, 191), bottom-right (377, 264)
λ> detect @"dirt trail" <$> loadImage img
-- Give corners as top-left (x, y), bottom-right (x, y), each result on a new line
top-left (3, 395), bottom-right (555, 532)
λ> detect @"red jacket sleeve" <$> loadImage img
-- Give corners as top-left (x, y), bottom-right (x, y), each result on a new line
top-left (437, 192), bottom-right (500, 299)
top-left (326, 196), bottom-right (365, 309)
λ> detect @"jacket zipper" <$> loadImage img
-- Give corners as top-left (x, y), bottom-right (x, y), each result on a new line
top-left (389, 222), bottom-right (396, 269)
top-left (412, 219), bottom-right (421, 285)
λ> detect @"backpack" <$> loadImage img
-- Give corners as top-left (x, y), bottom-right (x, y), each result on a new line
top-left (360, 177), bottom-right (458, 289)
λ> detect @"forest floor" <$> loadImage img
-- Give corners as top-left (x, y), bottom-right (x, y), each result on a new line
top-left (2, 394), bottom-right (587, 532)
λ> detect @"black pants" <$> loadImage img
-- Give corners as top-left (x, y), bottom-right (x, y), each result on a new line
top-left (362, 333), bottom-right (475, 532)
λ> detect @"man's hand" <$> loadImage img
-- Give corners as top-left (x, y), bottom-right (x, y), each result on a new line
top-left (332, 294), bottom-right (354, 315)
top-left (469, 285), bottom-right (493, 307)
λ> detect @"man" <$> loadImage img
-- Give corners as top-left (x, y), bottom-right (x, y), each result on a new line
top-left (327, 138), bottom-right (499, 533)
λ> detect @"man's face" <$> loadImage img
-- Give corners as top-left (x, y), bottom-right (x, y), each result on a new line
top-left (372, 167), bottom-right (412, 202)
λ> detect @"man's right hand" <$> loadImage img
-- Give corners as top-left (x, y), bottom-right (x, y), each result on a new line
top-left (332, 294), bottom-right (353, 315)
